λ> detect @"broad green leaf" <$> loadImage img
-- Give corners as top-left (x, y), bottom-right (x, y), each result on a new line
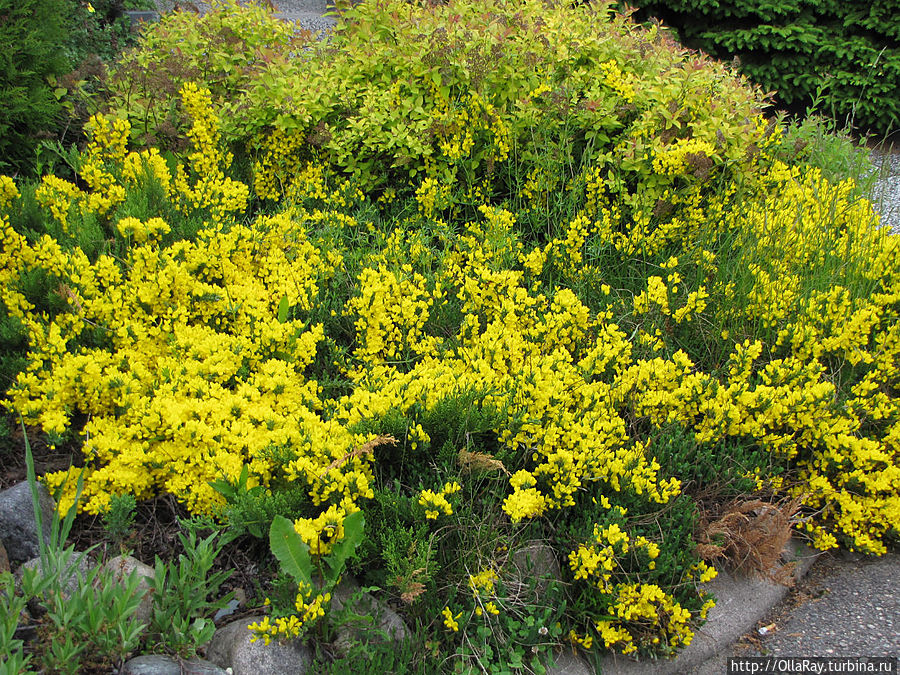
top-left (270, 515), bottom-right (312, 585)
top-left (324, 510), bottom-right (365, 579)
top-left (277, 295), bottom-right (289, 323)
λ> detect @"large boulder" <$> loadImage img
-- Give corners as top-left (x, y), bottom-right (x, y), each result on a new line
top-left (510, 541), bottom-right (561, 595)
top-left (206, 615), bottom-right (313, 675)
top-left (101, 554), bottom-right (156, 626)
top-left (0, 481), bottom-right (55, 565)
top-left (330, 575), bottom-right (409, 655)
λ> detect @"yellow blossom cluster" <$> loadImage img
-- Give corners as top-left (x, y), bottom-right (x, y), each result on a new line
top-left (418, 481), bottom-right (462, 520)
top-left (292, 503), bottom-right (356, 556)
top-left (34, 116), bottom-right (132, 230)
top-left (346, 264), bottom-right (443, 365)
top-left (596, 583), bottom-right (693, 654)
top-left (651, 138), bottom-right (717, 177)
top-left (252, 127), bottom-right (309, 200)
top-left (115, 216), bottom-right (171, 244)
top-left (427, 90), bottom-right (510, 185)
top-left (599, 59), bottom-right (635, 103)
top-left (442, 605), bottom-right (463, 632)
top-left (415, 177), bottom-right (451, 219)
top-left (568, 522), bottom-right (660, 593)
top-left (248, 581), bottom-right (330, 644)
top-left (467, 567), bottom-right (499, 596)
top-left (174, 83), bottom-right (249, 219)
top-left (3, 99), bottom-right (351, 514)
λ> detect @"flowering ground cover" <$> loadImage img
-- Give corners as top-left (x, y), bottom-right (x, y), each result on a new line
top-left (1, 0), bottom-right (898, 670)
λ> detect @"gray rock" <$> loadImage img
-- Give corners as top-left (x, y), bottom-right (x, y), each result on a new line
top-left (102, 555), bottom-right (156, 626)
top-left (206, 615), bottom-right (313, 675)
top-left (330, 576), bottom-right (409, 655)
top-left (0, 481), bottom-right (56, 565)
top-left (510, 541), bottom-right (561, 594)
top-left (121, 655), bottom-right (227, 675)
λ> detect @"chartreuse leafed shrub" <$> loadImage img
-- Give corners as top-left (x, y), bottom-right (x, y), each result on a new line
top-left (2, 0), bottom-right (899, 667)
top-left (106, 0), bottom-right (315, 149)
top-left (624, 0), bottom-right (900, 135)
top-left (108, 0), bottom-right (762, 211)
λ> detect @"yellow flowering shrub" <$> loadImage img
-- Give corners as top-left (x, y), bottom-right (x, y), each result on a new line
top-left (2, 0), bottom-right (898, 666)
top-left (173, 83), bottom-right (249, 220)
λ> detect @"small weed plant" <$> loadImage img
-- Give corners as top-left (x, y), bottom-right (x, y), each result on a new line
top-left (0, 428), bottom-right (146, 674)
top-left (1, 0), bottom-right (898, 669)
top-left (147, 518), bottom-right (234, 656)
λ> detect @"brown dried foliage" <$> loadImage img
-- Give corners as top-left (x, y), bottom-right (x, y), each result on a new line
top-left (319, 435), bottom-right (397, 476)
top-left (399, 579), bottom-right (426, 605)
top-left (458, 449), bottom-right (509, 475)
top-left (697, 496), bottom-right (802, 585)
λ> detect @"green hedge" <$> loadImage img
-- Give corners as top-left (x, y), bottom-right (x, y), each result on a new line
top-left (0, 0), bottom-right (71, 175)
top-left (625, 0), bottom-right (900, 135)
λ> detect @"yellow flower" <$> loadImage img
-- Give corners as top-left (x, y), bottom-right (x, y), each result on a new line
top-left (442, 606), bottom-right (462, 632)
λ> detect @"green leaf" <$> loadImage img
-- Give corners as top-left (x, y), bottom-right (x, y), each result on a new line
top-left (277, 295), bottom-right (289, 323)
top-left (324, 510), bottom-right (365, 579)
top-left (269, 515), bottom-right (312, 585)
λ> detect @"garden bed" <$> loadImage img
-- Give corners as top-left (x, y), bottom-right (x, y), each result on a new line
top-left (1, 0), bottom-right (898, 672)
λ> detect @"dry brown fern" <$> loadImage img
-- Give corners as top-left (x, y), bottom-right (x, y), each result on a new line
top-left (458, 449), bottom-right (509, 475)
top-left (697, 496), bottom-right (802, 585)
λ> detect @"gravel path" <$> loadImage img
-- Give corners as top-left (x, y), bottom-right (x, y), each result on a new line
top-left (151, 0), bottom-right (337, 32)
top-left (867, 144), bottom-right (900, 235)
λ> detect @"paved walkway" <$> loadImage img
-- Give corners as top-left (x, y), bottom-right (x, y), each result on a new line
top-left (694, 552), bottom-right (900, 673)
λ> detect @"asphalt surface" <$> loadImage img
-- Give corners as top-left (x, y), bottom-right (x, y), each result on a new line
top-left (693, 552), bottom-right (900, 673)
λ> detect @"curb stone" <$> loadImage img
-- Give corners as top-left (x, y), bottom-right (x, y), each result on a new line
top-left (598, 538), bottom-right (820, 674)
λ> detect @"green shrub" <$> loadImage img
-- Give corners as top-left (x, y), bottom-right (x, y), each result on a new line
top-left (64, 0), bottom-right (145, 67)
top-left (107, 0), bottom-right (763, 211)
top-left (0, 0), bottom-right (157, 177)
top-left (0, 0), bottom-right (71, 175)
top-left (624, 0), bottom-right (900, 135)
top-left (107, 0), bottom-right (315, 150)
